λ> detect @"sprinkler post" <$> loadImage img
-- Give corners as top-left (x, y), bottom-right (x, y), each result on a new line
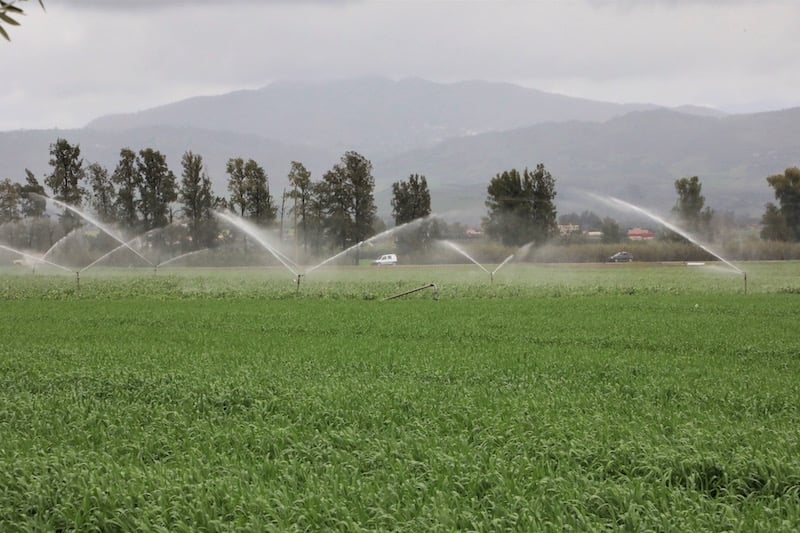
top-left (383, 283), bottom-right (439, 301)
top-left (296, 273), bottom-right (304, 293)
top-left (743, 271), bottom-right (747, 295)
top-left (75, 271), bottom-right (80, 291)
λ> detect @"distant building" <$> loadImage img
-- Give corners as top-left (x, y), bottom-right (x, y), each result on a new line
top-left (558, 224), bottom-right (581, 236)
top-left (465, 228), bottom-right (483, 238)
top-left (627, 227), bottom-right (656, 240)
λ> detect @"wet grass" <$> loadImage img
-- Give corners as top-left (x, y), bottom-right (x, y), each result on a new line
top-left (1, 263), bottom-right (799, 531)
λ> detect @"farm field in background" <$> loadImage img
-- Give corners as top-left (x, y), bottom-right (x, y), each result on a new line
top-left (1, 261), bottom-right (799, 531)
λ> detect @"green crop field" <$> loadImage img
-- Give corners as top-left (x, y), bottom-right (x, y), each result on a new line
top-left (1, 262), bottom-right (799, 531)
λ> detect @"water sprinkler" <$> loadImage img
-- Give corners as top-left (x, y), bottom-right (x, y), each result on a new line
top-left (296, 273), bottom-right (304, 293)
top-left (383, 283), bottom-right (439, 301)
top-left (743, 271), bottom-right (747, 295)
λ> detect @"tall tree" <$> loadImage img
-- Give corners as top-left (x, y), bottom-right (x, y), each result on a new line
top-left (0, 178), bottom-right (21, 224)
top-left (19, 169), bottom-right (46, 218)
top-left (243, 159), bottom-right (276, 224)
top-left (760, 202), bottom-right (790, 241)
top-left (44, 138), bottom-right (85, 232)
top-left (45, 138), bottom-right (84, 205)
top-left (86, 162), bottom-right (116, 224)
top-left (391, 173), bottom-right (431, 225)
top-left (672, 176), bottom-right (713, 238)
top-left (483, 164), bottom-right (557, 247)
top-left (600, 216), bottom-right (623, 244)
top-left (391, 173), bottom-right (436, 254)
top-left (179, 151), bottom-right (217, 248)
top-left (136, 148), bottom-right (176, 230)
top-left (764, 167), bottom-right (800, 241)
top-left (111, 148), bottom-right (140, 229)
top-left (226, 157), bottom-right (248, 217)
top-left (287, 161), bottom-right (312, 252)
top-left (319, 151), bottom-right (377, 250)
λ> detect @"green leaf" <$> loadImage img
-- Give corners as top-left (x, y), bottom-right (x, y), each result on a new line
top-left (0, 12), bottom-right (20, 26)
top-left (0, 24), bottom-right (9, 41)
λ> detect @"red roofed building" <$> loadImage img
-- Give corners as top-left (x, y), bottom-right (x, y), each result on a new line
top-left (627, 227), bottom-right (656, 240)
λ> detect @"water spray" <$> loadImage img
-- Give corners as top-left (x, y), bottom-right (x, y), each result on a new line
top-left (35, 194), bottom-right (154, 268)
top-left (490, 254), bottom-right (515, 283)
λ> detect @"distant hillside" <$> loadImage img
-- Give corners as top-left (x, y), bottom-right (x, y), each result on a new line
top-left (374, 107), bottom-right (800, 217)
top-left (86, 78), bottom-right (659, 158)
top-left (0, 127), bottom-right (336, 195)
top-left (2, 79), bottom-right (794, 222)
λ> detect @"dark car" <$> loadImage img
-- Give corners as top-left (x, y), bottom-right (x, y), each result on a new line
top-left (608, 251), bottom-right (634, 262)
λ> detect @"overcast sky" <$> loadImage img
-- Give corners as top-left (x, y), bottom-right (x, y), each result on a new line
top-left (3, 0), bottom-right (799, 131)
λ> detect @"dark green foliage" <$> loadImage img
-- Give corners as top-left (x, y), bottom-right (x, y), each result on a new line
top-left (0, 178), bottom-right (20, 223)
top-left (45, 138), bottom-right (85, 232)
top-left (600, 216), bottom-right (623, 244)
top-left (0, 0), bottom-right (44, 41)
top-left (671, 176), bottom-right (713, 240)
top-left (86, 162), bottom-right (116, 224)
top-left (391, 174), bottom-right (437, 254)
top-left (287, 161), bottom-right (313, 252)
top-left (111, 148), bottom-right (140, 229)
top-left (179, 151), bottom-right (217, 249)
top-left (484, 164), bottom-right (557, 247)
top-left (136, 148), bottom-right (177, 230)
top-left (319, 151), bottom-right (377, 252)
top-left (764, 167), bottom-right (800, 241)
top-left (225, 157), bottom-right (275, 224)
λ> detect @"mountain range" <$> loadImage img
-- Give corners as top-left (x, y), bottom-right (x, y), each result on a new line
top-left (1, 78), bottom-right (796, 220)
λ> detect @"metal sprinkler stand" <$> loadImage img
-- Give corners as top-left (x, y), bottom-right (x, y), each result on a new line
top-left (296, 273), bottom-right (304, 293)
top-left (383, 283), bottom-right (439, 301)
top-left (743, 271), bottom-right (747, 295)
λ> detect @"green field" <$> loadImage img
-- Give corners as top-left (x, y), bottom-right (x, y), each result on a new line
top-left (1, 262), bottom-right (799, 531)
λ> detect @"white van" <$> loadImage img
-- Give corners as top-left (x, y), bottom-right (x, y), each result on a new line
top-left (372, 254), bottom-right (398, 266)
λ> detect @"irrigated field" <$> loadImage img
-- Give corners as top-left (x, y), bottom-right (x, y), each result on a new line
top-left (1, 262), bottom-right (799, 531)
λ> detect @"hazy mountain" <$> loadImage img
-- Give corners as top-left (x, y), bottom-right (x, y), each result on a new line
top-left (1, 79), bottom-right (794, 222)
top-left (374, 107), bottom-right (800, 217)
top-left (86, 78), bottom-right (660, 158)
top-left (0, 126), bottom-right (336, 195)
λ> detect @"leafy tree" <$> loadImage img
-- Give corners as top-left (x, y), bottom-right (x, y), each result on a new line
top-left (672, 176), bottom-right (713, 238)
top-left (0, 0), bottom-right (44, 41)
top-left (243, 159), bottom-right (276, 224)
top-left (391, 174), bottom-right (431, 225)
top-left (44, 138), bottom-right (85, 232)
top-left (226, 158), bottom-right (248, 217)
top-left (483, 164), bottom-right (557, 247)
top-left (19, 169), bottom-right (46, 218)
top-left (319, 151), bottom-right (377, 251)
top-left (0, 178), bottom-right (21, 223)
top-left (287, 161), bottom-right (312, 252)
top-left (86, 162), bottom-right (116, 224)
top-left (764, 167), bottom-right (800, 241)
top-left (600, 216), bottom-right (623, 244)
top-left (111, 148), bottom-right (141, 229)
top-left (45, 138), bottom-right (84, 205)
top-left (391, 173), bottom-right (437, 254)
top-left (136, 148), bottom-right (176, 230)
top-left (760, 202), bottom-right (790, 241)
top-left (179, 151), bottom-right (217, 248)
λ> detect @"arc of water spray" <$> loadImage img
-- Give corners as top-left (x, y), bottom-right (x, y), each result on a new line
top-left (588, 193), bottom-right (743, 274)
top-left (214, 211), bottom-right (298, 277)
top-left (36, 194), bottom-right (154, 267)
top-left (0, 244), bottom-right (73, 273)
top-left (492, 254), bottom-right (515, 276)
top-left (305, 214), bottom-right (440, 275)
top-left (439, 239), bottom-right (490, 274)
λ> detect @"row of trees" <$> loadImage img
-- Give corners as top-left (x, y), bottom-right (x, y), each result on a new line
top-left (2, 136), bottom-right (800, 262)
